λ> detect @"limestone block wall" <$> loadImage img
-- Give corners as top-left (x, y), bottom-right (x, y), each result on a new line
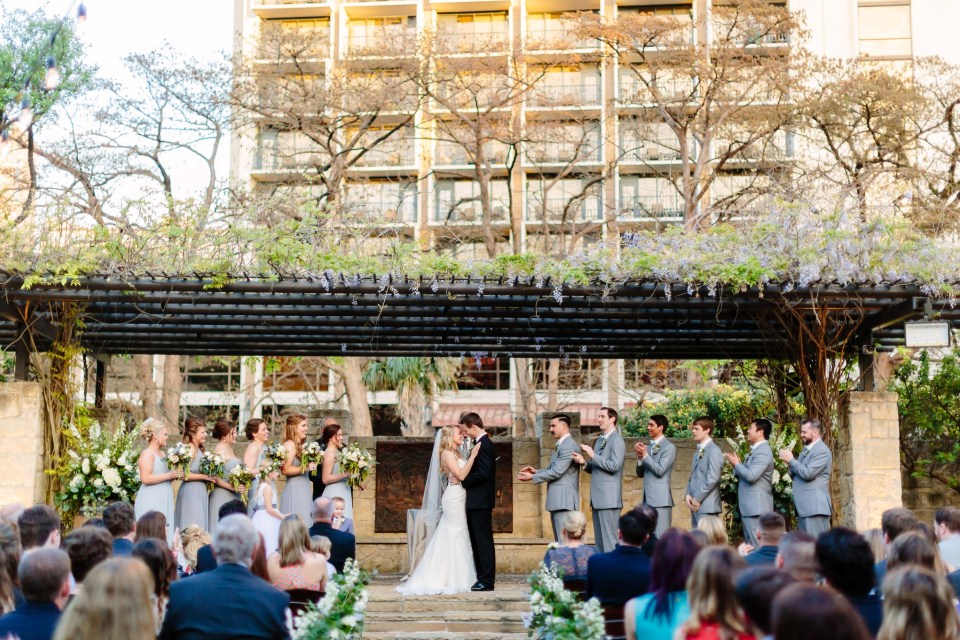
top-left (0, 381), bottom-right (44, 506)
top-left (901, 471), bottom-right (960, 524)
top-left (835, 392), bottom-right (903, 531)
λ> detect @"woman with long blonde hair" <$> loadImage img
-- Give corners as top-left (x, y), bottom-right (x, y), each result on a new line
top-left (879, 566), bottom-right (960, 640)
top-left (267, 515), bottom-right (327, 593)
top-left (677, 545), bottom-right (753, 640)
top-left (397, 424), bottom-right (481, 595)
top-left (135, 418), bottom-right (182, 545)
top-left (279, 414), bottom-right (316, 523)
top-left (52, 558), bottom-right (155, 640)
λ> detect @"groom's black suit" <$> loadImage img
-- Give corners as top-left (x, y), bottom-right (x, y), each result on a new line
top-left (461, 432), bottom-right (496, 587)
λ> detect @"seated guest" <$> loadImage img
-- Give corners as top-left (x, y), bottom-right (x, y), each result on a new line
top-left (159, 515), bottom-right (290, 640)
top-left (816, 528), bottom-right (883, 638)
top-left (695, 515), bottom-right (727, 546)
top-left (734, 567), bottom-right (794, 638)
top-left (879, 566), bottom-right (960, 640)
top-left (179, 524), bottom-right (211, 576)
top-left (267, 515), bottom-right (327, 593)
top-left (935, 506), bottom-right (960, 571)
top-left (543, 510), bottom-right (596, 583)
top-left (103, 501), bottom-right (136, 556)
top-left (0, 548), bottom-right (70, 640)
top-left (633, 504), bottom-right (659, 558)
top-left (310, 535), bottom-right (338, 578)
top-left (624, 529), bottom-right (698, 640)
top-left (863, 528), bottom-right (886, 564)
top-left (886, 530), bottom-right (947, 576)
top-left (135, 510), bottom-right (169, 543)
top-left (772, 583), bottom-right (870, 640)
top-left (743, 512), bottom-right (785, 566)
top-left (776, 531), bottom-right (817, 582)
top-left (0, 503), bottom-right (25, 529)
top-left (586, 510), bottom-right (653, 606)
top-left (676, 546), bottom-right (752, 640)
top-left (332, 497), bottom-right (355, 535)
top-left (689, 529), bottom-right (710, 549)
top-left (308, 497), bottom-right (355, 573)
top-left (63, 526), bottom-right (113, 594)
top-left (0, 522), bottom-right (21, 612)
top-left (17, 505), bottom-right (61, 552)
top-left (196, 499), bottom-right (248, 574)
top-left (132, 538), bottom-right (178, 633)
top-left (54, 558), bottom-right (156, 640)
top-left (875, 507), bottom-right (919, 585)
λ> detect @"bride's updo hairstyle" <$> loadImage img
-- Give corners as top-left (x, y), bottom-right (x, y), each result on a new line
top-left (438, 425), bottom-right (461, 461)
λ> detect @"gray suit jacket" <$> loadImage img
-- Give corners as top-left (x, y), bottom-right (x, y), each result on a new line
top-left (734, 441), bottom-right (774, 517)
top-left (534, 436), bottom-right (580, 512)
top-left (788, 439), bottom-right (833, 518)
top-left (584, 430), bottom-right (625, 510)
top-left (637, 438), bottom-right (676, 508)
top-left (686, 440), bottom-right (723, 514)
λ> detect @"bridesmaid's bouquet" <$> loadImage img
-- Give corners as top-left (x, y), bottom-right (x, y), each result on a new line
top-left (339, 443), bottom-right (374, 489)
top-left (166, 442), bottom-right (193, 480)
top-left (198, 452), bottom-right (226, 491)
top-left (301, 441), bottom-right (323, 475)
top-left (228, 464), bottom-right (256, 505)
top-left (263, 442), bottom-right (287, 474)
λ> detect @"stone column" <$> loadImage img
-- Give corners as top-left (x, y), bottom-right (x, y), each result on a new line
top-left (835, 391), bottom-right (903, 531)
top-left (0, 381), bottom-right (44, 505)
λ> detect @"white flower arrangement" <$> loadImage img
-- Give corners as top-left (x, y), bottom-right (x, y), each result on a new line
top-left (339, 443), bottom-right (374, 489)
top-left (289, 558), bottom-right (370, 639)
top-left (301, 441), bottom-right (323, 474)
top-left (228, 464), bottom-right (256, 505)
top-left (199, 451), bottom-right (225, 478)
top-left (263, 442), bottom-right (288, 476)
top-left (527, 562), bottom-right (604, 639)
top-left (166, 442), bottom-right (193, 479)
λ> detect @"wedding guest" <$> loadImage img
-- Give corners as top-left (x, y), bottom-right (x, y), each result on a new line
top-left (886, 530), bottom-right (947, 575)
top-left (132, 537), bottom-right (177, 633)
top-left (309, 497), bottom-right (355, 573)
top-left (743, 512), bottom-right (785, 566)
top-left (54, 558), bottom-right (156, 640)
top-left (250, 533), bottom-right (271, 583)
top-left (252, 468), bottom-right (284, 555)
top-left (243, 418), bottom-right (270, 514)
top-left (624, 529), bottom-right (699, 640)
top-left (174, 417), bottom-right (218, 531)
top-left (543, 510), bottom-right (596, 583)
top-left (310, 535), bottom-right (337, 577)
top-left (196, 499), bottom-right (247, 574)
top-left (879, 566), bottom-right (960, 640)
top-left (320, 422), bottom-right (354, 520)
top-left (695, 514), bottom-right (727, 546)
top-left (63, 526), bottom-right (112, 592)
top-left (633, 504), bottom-right (660, 558)
top-left (268, 515), bottom-right (327, 594)
top-left (135, 418), bottom-right (181, 545)
top-left (734, 567), bottom-right (794, 638)
top-left (332, 496), bottom-right (355, 535)
top-left (676, 545), bottom-right (752, 640)
top-left (103, 501), bottom-right (136, 556)
top-left (159, 515), bottom-right (290, 640)
top-left (875, 507), bottom-right (919, 585)
top-left (135, 510), bottom-right (169, 543)
top-left (0, 522), bottom-right (21, 612)
top-left (935, 506), bottom-right (960, 571)
top-left (208, 418), bottom-right (245, 532)
top-left (586, 510), bottom-right (654, 606)
top-left (279, 414), bottom-right (317, 524)
top-left (179, 525), bottom-right (211, 575)
top-left (17, 505), bottom-right (60, 551)
top-left (816, 527), bottom-right (883, 637)
top-left (776, 530), bottom-right (817, 582)
top-left (0, 548), bottom-right (70, 640)
top-left (772, 583), bottom-right (870, 640)
top-left (690, 528), bottom-right (710, 549)
top-left (0, 503), bottom-right (25, 529)
top-left (864, 528), bottom-right (886, 564)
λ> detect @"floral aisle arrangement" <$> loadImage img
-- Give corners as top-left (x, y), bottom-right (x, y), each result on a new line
top-left (198, 451), bottom-right (225, 491)
top-left (339, 442), bottom-right (374, 489)
top-left (229, 465), bottom-right (256, 504)
top-left (301, 441), bottom-right (323, 474)
top-left (720, 426), bottom-right (798, 540)
top-left (289, 558), bottom-right (370, 640)
top-left (54, 419), bottom-right (141, 522)
top-left (166, 442), bottom-right (193, 479)
top-left (263, 442), bottom-right (287, 474)
top-left (527, 562), bottom-right (604, 640)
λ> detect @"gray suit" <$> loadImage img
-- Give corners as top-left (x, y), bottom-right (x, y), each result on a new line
top-left (686, 440), bottom-right (723, 526)
top-left (788, 439), bottom-right (833, 536)
top-left (637, 438), bottom-right (676, 538)
top-left (733, 441), bottom-right (774, 547)
top-left (584, 430), bottom-right (625, 553)
top-left (534, 436), bottom-right (581, 541)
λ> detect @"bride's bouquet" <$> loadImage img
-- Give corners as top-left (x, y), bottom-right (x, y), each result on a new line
top-left (198, 451), bottom-right (225, 492)
top-left (339, 443), bottom-right (374, 489)
top-left (301, 441), bottom-right (323, 475)
top-left (166, 442), bottom-right (193, 480)
top-left (263, 442), bottom-right (287, 474)
top-left (228, 464), bottom-right (256, 505)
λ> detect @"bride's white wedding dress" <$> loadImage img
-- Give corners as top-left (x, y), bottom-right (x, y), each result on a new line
top-left (396, 458), bottom-right (477, 595)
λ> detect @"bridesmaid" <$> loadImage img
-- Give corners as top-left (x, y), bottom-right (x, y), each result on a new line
top-left (320, 423), bottom-right (353, 520)
top-left (207, 418), bottom-right (244, 531)
top-left (134, 419), bottom-right (183, 546)
top-left (278, 414), bottom-right (317, 523)
top-left (243, 418), bottom-right (270, 515)
top-left (173, 417), bottom-right (217, 531)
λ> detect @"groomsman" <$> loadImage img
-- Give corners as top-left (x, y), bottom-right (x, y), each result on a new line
top-left (780, 418), bottom-right (833, 536)
top-left (685, 416), bottom-right (723, 527)
top-left (724, 418), bottom-right (775, 547)
top-left (635, 414), bottom-right (676, 538)
top-left (573, 407), bottom-right (625, 553)
top-left (519, 414), bottom-right (580, 542)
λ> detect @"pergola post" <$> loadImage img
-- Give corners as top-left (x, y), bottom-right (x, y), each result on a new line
top-left (13, 339), bottom-right (28, 382)
top-left (94, 357), bottom-right (108, 408)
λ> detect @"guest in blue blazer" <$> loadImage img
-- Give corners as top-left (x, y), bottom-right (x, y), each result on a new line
top-left (586, 509), bottom-right (655, 606)
top-left (0, 548), bottom-right (71, 640)
top-left (159, 515), bottom-right (290, 640)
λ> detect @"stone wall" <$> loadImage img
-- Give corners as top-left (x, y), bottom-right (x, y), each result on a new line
top-left (902, 472), bottom-right (960, 525)
top-left (0, 381), bottom-right (44, 506)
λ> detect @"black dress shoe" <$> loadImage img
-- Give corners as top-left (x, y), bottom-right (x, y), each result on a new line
top-left (470, 582), bottom-right (494, 592)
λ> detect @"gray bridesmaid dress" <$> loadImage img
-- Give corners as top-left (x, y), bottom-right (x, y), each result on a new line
top-left (174, 452), bottom-right (209, 530)
top-left (208, 457), bottom-right (242, 531)
top-left (247, 446), bottom-right (266, 516)
top-left (279, 470), bottom-right (313, 523)
top-left (134, 450), bottom-right (176, 546)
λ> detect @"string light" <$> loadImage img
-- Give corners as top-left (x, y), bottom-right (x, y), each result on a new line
top-left (77, 3), bottom-right (87, 22)
top-left (45, 56), bottom-right (60, 91)
top-left (19, 97), bottom-right (33, 131)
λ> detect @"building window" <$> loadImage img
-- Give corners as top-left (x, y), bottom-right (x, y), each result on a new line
top-left (859, 2), bottom-right (911, 59)
top-left (434, 179), bottom-right (510, 223)
top-left (624, 359), bottom-right (692, 391)
top-left (179, 405), bottom-right (239, 424)
top-left (181, 357), bottom-right (241, 392)
top-left (458, 357), bottom-right (510, 390)
top-left (534, 359), bottom-right (603, 391)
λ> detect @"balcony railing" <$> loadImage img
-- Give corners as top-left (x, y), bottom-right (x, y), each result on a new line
top-left (344, 199), bottom-right (417, 224)
top-left (526, 141), bottom-right (601, 164)
top-left (619, 77), bottom-right (695, 105)
top-left (435, 204), bottom-right (509, 224)
top-left (353, 140), bottom-right (416, 167)
top-left (435, 142), bottom-right (509, 166)
top-left (525, 197), bottom-right (602, 223)
top-left (346, 30), bottom-right (416, 56)
top-left (618, 195), bottom-right (684, 221)
top-left (437, 29), bottom-right (510, 54)
top-left (258, 34), bottom-right (330, 60)
top-left (255, 142), bottom-right (330, 172)
top-left (619, 134), bottom-right (685, 162)
top-left (529, 82), bottom-right (600, 107)
top-left (526, 26), bottom-right (598, 51)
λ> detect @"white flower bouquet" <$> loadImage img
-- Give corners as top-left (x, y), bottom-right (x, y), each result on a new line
top-left (54, 415), bottom-right (141, 522)
top-left (289, 558), bottom-right (370, 640)
top-left (166, 442), bottom-right (193, 480)
top-left (339, 442), bottom-right (374, 489)
top-left (228, 464), bottom-right (256, 505)
top-left (527, 562), bottom-right (604, 639)
top-left (263, 442), bottom-right (287, 475)
top-left (198, 451), bottom-right (225, 491)
top-left (301, 441), bottom-right (323, 475)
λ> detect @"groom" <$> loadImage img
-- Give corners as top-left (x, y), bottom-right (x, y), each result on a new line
top-left (459, 412), bottom-right (496, 592)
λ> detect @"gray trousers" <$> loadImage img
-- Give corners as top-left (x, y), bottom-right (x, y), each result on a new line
top-left (799, 515), bottom-right (831, 537)
top-left (652, 506), bottom-right (672, 539)
top-left (592, 508), bottom-right (620, 554)
top-left (550, 510), bottom-right (570, 542)
top-left (692, 510), bottom-right (720, 528)
top-left (742, 516), bottom-right (761, 547)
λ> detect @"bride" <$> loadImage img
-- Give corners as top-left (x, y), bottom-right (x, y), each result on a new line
top-left (397, 424), bottom-right (481, 595)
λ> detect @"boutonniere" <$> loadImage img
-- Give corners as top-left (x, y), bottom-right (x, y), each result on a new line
top-left (651, 442), bottom-right (661, 455)
top-left (697, 448), bottom-right (704, 461)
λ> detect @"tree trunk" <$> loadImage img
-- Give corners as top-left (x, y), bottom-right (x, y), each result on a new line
top-left (514, 358), bottom-right (538, 437)
top-left (133, 355), bottom-right (161, 422)
top-left (161, 355), bottom-right (182, 433)
top-left (340, 357), bottom-right (373, 437)
top-left (547, 359), bottom-right (560, 412)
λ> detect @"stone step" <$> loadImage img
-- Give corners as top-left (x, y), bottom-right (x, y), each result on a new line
top-left (364, 611), bottom-right (528, 634)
